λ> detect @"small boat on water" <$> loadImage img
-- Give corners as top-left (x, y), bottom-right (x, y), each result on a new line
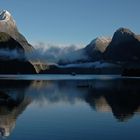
top-left (71, 72), bottom-right (76, 76)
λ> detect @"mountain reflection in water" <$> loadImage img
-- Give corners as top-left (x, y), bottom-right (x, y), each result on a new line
top-left (0, 79), bottom-right (140, 138)
top-left (0, 80), bottom-right (31, 138)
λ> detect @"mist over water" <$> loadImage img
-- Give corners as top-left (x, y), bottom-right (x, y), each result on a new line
top-left (0, 49), bottom-right (24, 60)
top-left (0, 42), bottom-right (85, 64)
top-left (27, 43), bottom-right (83, 63)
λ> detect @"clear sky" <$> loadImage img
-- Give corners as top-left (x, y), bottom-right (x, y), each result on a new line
top-left (0, 0), bottom-right (140, 46)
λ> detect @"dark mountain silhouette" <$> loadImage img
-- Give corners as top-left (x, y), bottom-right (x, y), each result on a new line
top-left (104, 28), bottom-right (140, 61)
top-left (58, 27), bottom-right (140, 65)
top-left (0, 32), bottom-right (36, 74)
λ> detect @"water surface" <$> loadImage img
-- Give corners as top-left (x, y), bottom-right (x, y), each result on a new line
top-left (0, 75), bottom-right (140, 140)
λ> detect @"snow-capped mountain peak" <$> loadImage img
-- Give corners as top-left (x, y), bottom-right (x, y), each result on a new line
top-left (90, 37), bottom-right (111, 46)
top-left (0, 10), bottom-right (16, 30)
top-left (0, 10), bottom-right (11, 21)
top-left (87, 36), bottom-right (111, 53)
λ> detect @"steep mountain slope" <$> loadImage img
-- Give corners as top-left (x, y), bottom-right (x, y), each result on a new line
top-left (104, 28), bottom-right (140, 61)
top-left (58, 37), bottom-right (111, 65)
top-left (0, 32), bottom-right (36, 74)
top-left (0, 10), bottom-right (31, 51)
top-left (85, 37), bottom-right (111, 60)
top-left (0, 10), bottom-right (46, 73)
top-left (59, 28), bottom-right (140, 66)
top-left (0, 32), bottom-right (24, 59)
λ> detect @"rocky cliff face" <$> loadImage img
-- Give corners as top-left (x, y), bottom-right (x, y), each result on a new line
top-left (0, 10), bottom-right (46, 73)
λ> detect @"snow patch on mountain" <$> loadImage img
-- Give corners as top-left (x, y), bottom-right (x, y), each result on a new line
top-left (87, 37), bottom-right (112, 53)
top-left (0, 10), bottom-right (17, 34)
top-left (0, 10), bottom-right (11, 21)
top-left (90, 37), bottom-right (111, 46)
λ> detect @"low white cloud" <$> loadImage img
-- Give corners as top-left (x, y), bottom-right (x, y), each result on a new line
top-left (0, 43), bottom-right (85, 64)
top-left (26, 42), bottom-right (84, 64)
top-left (0, 48), bottom-right (24, 60)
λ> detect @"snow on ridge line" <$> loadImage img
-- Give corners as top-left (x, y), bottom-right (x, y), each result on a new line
top-left (90, 37), bottom-right (112, 45)
top-left (0, 10), bottom-right (11, 21)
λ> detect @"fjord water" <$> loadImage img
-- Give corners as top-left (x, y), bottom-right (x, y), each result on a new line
top-left (0, 76), bottom-right (140, 140)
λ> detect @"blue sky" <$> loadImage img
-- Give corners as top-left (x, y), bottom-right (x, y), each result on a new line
top-left (0, 0), bottom-right (140, 45)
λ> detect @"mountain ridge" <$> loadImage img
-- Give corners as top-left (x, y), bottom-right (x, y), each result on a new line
top-left (58, 27), bottom-right (140, 65)
top-left (0, 10), bottom-right (46, 73)
top-left (104, 27), bottom-right (140, 61)
top-left (0, 10), bottom-right (140, 74)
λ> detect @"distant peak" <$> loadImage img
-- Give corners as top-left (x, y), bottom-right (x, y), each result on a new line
top-left (86, 36), bottom-right (111, 53)
top-left (0, 10), bottom-right (11, 21)
top-left (90, 36), bottom-right (111, 45)
top-left (111, 27), bottom-right (137, 45)
top-left (115, 27), bottom-right (134, 35)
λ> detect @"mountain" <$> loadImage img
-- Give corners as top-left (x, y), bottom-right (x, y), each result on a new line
top-left (58, 37), bottom-right (111, 65)
top-left (0, 32), bottom-right (25, 60)
top-left (0, 32), bottom-right (36, 74)
top-left (85, 37), bottom-right (111, 60)
top-left (104, 28), bottom-right (140, 61)
top-left (0, 10), bottom-right (139, 74)
top-left (58, 28), bottom-right (140, 67)
top-left (47, 27), bottom-right (140, 74)
top-left (0, 10), bottom-right (46, 73)
top-left (0, 10), bottom-right (31, 52)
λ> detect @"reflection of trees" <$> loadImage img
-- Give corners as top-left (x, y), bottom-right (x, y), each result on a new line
top-left (0, 80), bottom-right (31, 138)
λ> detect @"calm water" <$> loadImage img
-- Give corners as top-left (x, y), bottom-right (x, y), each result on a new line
top-left (0, 75), bottom-right (140, 140)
